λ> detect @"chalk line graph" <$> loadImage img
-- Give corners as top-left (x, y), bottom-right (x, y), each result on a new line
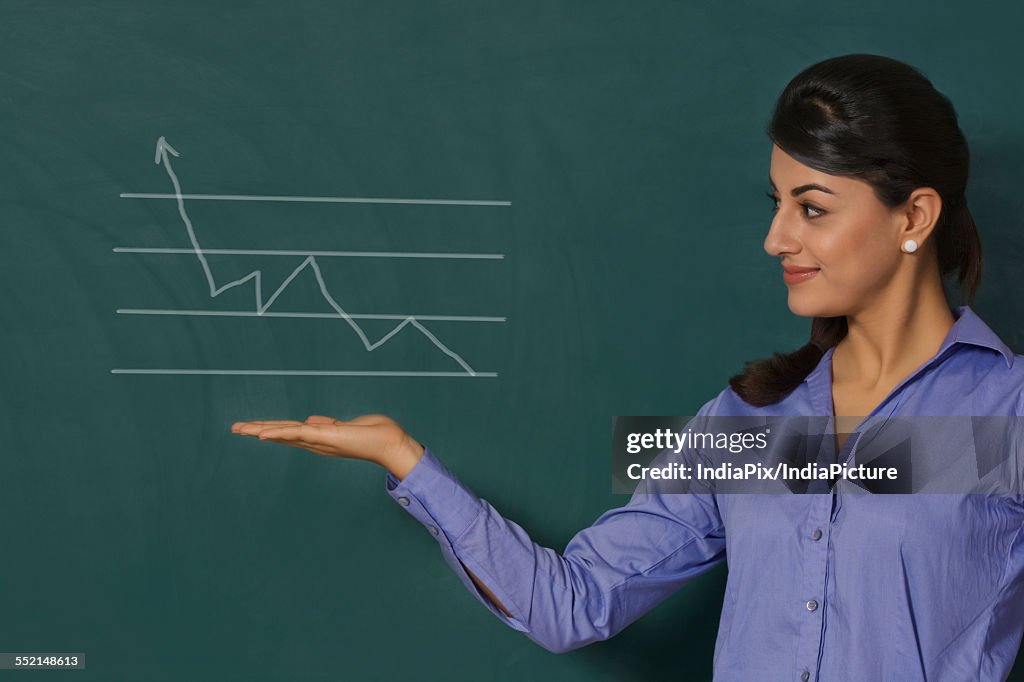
top-left (111, 137), bottom-right (508, 377)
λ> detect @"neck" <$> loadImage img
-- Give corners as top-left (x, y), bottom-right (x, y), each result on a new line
top-left (833, 280), bottom-right (956, 390)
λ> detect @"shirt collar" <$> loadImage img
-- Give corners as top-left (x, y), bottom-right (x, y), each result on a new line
top-left (944, 305), bottom-right (1015, 369)
top-left (805, 305), bottom-right (1015, 390)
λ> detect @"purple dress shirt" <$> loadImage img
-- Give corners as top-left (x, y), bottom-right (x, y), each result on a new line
top-left (385, 305), bottom-right (1024, 681)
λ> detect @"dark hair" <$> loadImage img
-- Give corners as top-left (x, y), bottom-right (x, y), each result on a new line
top-left (729, 53), bottom-right (982, 407)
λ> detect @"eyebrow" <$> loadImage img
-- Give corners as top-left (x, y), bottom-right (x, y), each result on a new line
top-left (768, 174), bottom-right (837, 196)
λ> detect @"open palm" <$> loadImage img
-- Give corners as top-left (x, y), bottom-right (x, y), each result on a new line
top-left (231, 414), bottom-right (424, 473)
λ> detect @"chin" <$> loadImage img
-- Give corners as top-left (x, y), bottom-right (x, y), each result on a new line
top-left (786, 303), bottom-right (818, 318)
top-left (786, 293), bottom-right (840, 319)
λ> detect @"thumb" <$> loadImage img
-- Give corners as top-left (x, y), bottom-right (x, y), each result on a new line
top-left (305, 415), bottom-right (340, 425)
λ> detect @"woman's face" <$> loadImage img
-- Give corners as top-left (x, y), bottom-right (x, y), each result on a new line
top-left (763, 144), bottom-right (908, 318)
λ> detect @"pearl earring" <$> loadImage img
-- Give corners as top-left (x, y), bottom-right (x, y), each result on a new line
top-left (902, 239), bottom-right (918, 253)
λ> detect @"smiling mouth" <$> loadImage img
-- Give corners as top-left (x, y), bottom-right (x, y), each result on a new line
top-left (782, 268), bottom-right (820, 285)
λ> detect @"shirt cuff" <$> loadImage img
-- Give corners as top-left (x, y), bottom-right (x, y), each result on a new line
top-left (384, 445), bottom-right (485, 539)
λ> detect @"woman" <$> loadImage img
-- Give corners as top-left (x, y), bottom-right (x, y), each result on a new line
top-left (232, 54), bottom-right (1024, 680)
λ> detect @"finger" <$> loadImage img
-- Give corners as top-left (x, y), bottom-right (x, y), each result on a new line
top-left (260, 438), bottom-right (337, 457)
top-left (257, 422), bottom-right (390, 461)
top-left (305, 414), bottom-right (383, 427)
top-left (232, 419), bottom-right (302, 430)
top-left (258, 423), bottom-right (332, 444)
top-left (233, 420), bottom-right (304, 435)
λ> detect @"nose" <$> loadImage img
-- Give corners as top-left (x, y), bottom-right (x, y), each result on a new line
top-left (763, 212), bottom-right (801, 258)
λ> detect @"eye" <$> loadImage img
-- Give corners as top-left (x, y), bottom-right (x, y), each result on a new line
top-left (802, 203), bottom-right (826, 219)
top-left (765, 191), bottom-right (826, 219)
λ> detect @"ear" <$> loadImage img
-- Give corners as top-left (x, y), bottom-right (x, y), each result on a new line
top-left (899, 187), bottom-right (943, 249)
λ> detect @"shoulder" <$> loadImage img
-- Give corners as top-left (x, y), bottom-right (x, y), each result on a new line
top-left (1011, 354), bottom-right (1024, 417)
top-left (935, 345), bottom-right (1024, 416)
top-left (696, 384), bottom-right (765, 417)
top-left (988, 350), bottom-right (1024, 416)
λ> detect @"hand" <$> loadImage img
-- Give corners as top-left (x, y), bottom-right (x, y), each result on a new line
top-left (231, 414), bottom-right (425, 476)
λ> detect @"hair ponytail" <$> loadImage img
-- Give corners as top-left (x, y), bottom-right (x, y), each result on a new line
top-left (941, 197), bottom-right (983, 305)
top-left (728, 316), bottom-right (847, 407)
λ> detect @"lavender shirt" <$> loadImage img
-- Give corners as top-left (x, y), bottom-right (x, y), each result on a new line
top-left (385, 305), bottom-right (1024, 681)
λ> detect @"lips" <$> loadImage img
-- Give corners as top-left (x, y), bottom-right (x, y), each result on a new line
top-left (782, 264), bottom-right (820, 285)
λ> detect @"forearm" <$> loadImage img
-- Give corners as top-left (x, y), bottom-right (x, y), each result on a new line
top-left (383, 443), bottom-right (513, 617)
top-left (461, 561), bottom-right (514, 617)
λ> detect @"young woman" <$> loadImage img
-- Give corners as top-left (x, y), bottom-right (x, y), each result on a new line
top-left (232, 54), bottom-right (1024, 680)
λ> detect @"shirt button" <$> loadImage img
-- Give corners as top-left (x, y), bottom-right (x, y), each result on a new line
top-left (397, 497), bottom-right (410, 506)
top-left (428, 525), bottom-right (439, 536)
top-left (811, 528), bottom-right (822, 541)
top-left (801, 671), bottom-right (810, 681)
top-left (806, 599), bottom-right (818, 612)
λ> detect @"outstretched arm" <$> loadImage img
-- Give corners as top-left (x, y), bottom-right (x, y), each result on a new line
top-left (232, 409), bottom-right (727, 653)
top-left (382, 441), bottom-right (726, 653)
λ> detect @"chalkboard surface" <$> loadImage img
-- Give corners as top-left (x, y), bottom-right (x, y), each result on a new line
top-left (2, 2), bottom-right (1023, 680)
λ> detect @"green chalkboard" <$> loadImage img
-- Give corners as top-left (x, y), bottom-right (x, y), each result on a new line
top-left (2, 1), bottom-right (1023, 680)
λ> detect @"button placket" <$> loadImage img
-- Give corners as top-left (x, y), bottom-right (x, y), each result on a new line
top-left (795, 493), bottom-right (831, 681)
